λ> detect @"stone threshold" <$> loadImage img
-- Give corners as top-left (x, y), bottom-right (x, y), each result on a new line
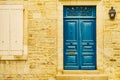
top-left (56, 74), bottom-right (108, 80)
top-left (63, 70), bottom-right (101, 74)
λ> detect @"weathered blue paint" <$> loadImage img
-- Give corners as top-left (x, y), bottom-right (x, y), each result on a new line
top-left (64, 6), bottom-right (96, 70)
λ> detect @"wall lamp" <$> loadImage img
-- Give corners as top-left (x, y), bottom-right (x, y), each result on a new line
top-left (109, 7), bottom-right (116, 20)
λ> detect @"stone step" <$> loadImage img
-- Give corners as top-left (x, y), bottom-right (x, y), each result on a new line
top-left (56, 74), bottom-right (108, 80)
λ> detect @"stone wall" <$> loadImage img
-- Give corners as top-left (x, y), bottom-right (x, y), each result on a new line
top-left (0, 0), bottom-right (120, 80)
top-left (103, 1), bottom-right (120, 80)
top-left (0, 0), bottom-right (57, 80)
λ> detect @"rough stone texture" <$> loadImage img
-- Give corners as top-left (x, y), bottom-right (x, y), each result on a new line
top-left (0, 0), bottom-right (57, 80)
top-left (0, 0), bottom-right (120, 80)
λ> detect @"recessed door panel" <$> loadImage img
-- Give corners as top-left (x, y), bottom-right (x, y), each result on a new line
top-left (64, 20), bottom-right (78, 41)
top-left (81, 20), bottom-right (95, 41)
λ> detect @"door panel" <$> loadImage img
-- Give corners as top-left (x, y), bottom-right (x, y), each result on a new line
top-left (64, 19), bottom-right (78, 41)
top-left (81, 20), bottom-right (94, 40)
top-left (80, 19), bottom-right (96, 41)
top-left (64, 6), bottom-right (96, 70)
top-left (80, 19), bottom-right (96, 70)
top-left (64, 19), bottom-right (79, 70)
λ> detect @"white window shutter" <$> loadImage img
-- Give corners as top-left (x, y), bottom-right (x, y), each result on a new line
top-left (0, 5), bottom-right (24, 56)
top-left (0, 10), bottom-right (10, 55)
top-left (10, 9), bottom-right (23, 55)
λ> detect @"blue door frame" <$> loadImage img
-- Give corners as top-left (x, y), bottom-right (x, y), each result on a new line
top-left (63, 6), bottom-right (96, 70)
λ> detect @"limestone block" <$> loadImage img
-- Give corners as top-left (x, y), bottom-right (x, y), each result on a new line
top-left (117, 13), bottom-right (120, 19)
top-left (28, 39), bottom-right (36, 46)
top-left (45, 2), bottom-right (57, 9)
top-left (33, 13), bottom-right (41, 19)
top-left (114, 0), bottom-right (120, 2)
top-left (104, 48), bottom-right (113, 57)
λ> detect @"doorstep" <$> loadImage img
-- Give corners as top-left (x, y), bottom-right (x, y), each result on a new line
top-left (56, 74), bottom-right (108, 80)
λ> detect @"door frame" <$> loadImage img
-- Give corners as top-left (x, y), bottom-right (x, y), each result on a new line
top-left (57, 1), bottom-right (104, 74)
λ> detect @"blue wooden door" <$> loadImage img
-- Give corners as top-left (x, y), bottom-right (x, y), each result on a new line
top-left (64, 6), bottom-right (96, 70)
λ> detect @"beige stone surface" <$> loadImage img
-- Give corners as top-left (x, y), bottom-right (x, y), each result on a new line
top-left (0, 0), bottom-right (119, 80)
top-left (56, 74), bottom-right (108, 80)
